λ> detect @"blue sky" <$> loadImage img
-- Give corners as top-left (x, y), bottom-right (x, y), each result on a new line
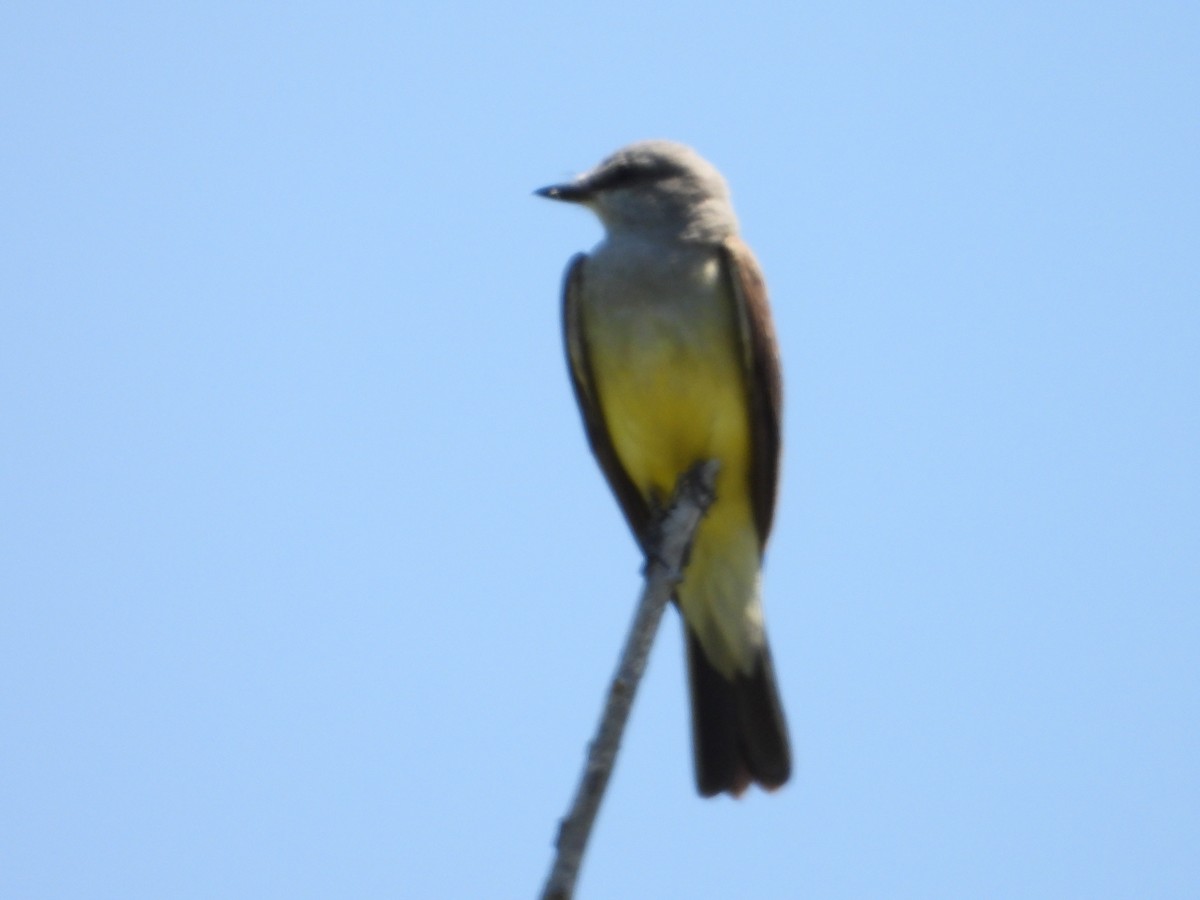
top-left (2, 3), bottom-right (1197, 897)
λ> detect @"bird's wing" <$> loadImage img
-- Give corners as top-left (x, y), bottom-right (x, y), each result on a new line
top-left (719, 237), bottom-right (783, 547)
top-left (561, 253), bottom-right (652, 549)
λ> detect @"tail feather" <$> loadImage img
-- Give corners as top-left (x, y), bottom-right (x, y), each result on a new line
top-left (686, 627), bottom-right (791, 797)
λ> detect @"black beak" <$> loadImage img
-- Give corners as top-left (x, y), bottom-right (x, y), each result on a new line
top-left (534, 182), bottom-right (591, 202)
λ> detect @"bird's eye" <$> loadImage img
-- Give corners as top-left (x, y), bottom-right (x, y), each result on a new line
top-left (600, 163), bottom-right (638, 190)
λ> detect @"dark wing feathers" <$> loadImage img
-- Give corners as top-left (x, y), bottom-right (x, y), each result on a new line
top-left (719, 237), bottom-right (783, 547)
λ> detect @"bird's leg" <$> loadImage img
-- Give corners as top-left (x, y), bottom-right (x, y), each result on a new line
top-left (641, 461), bottom-right (718, 577)
top-left (641, 489), bottom-right (669, 575)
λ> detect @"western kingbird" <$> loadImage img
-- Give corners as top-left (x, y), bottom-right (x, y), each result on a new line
top-left (537, 141), bottom-right (790, 797)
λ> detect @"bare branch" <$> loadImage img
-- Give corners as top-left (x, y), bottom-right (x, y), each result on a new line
top-left (539, 460), bottom-right (720, 900)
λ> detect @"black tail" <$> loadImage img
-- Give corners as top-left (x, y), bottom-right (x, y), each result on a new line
top-left (686, 627), bottom-right (791, 797)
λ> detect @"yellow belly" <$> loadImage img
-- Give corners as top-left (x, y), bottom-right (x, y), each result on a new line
top-left (589, 311), bottom-right (764, 676)
top-left (597, 335), bottom-right (748, 498)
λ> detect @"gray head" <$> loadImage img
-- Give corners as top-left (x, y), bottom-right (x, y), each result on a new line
top-left (536, 140), bottom-right (738, 242)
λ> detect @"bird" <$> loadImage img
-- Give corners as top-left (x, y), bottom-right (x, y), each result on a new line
top-left (537, 140), bottom-right (790, 797)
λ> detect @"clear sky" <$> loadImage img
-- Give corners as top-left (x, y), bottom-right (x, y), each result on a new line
top-left (2, 3), bottom-right (1197, 898)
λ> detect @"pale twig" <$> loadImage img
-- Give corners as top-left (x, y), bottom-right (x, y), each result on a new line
top-left (539, 460), bottom-right (720, 900)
